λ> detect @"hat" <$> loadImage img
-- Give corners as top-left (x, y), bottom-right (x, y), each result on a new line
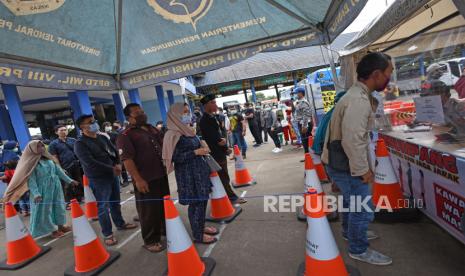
top-left (294, 87), bottom-right (305, 95)
top-left (426, 63), bottom-right (444, 74)
top-left (200, 94), bottom-right (216, 105)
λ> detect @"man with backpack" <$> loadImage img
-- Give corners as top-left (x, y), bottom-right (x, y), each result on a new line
top-left (321, 52), bottom-right (393, 266)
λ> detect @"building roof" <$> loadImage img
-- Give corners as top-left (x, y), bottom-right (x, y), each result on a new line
top-left (194, 32), bottom-right (357, 88)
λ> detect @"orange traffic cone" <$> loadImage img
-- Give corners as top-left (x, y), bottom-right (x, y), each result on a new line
top-left (299, 154), bottom-right (338, 222)
top-left (65, 199), bottom-right (119, 276)
top-left (373, 139), bottom-right (405, 210)
top-left (372, 139), bottom-right (420, 223)
top-left (308, 136), bottom-right (329, 183)
top-left (83, 175), bottom-right (98, 220)
top-left (206, 171), bottom-right (242, 223)
top-left (164, 196), bottom-right (215, 276)
top-left (232, 145), bottom-right (256, 188)
top-left (299, 153), bottom-right (324, 220)
top-left (297, 189), bottom-right (359, 276)
top-left (0, 202), bottom-right (51, 270)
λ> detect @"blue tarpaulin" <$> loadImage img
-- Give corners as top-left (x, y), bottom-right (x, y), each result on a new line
top-left (0, 0), bottom-right (367, 90)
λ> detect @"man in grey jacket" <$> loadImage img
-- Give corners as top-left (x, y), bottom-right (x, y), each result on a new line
top-left (293, 87), bottom-right (313, 153)
top-left (322, 52), bottom-right (393, 266)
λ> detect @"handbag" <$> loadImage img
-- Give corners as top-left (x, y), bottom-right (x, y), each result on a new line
top-left (197, 137), bottom-right (222, 172)
top-left (326, 120), bottom-right (350, 172)
top-left (204, 154), bottom-right (222, 172)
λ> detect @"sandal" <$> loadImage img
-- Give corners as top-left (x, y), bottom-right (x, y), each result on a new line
top-left (104, 235), bottom-right (118, 246)
top-left (233, 198), bottom-right (247, 204)
top-left (117, 223), bottom-right (138, 230)
top-left (194, 235), bottom-right (217, 245)
top-left (58, 225), bottom-right (72, 233)
top-left (51, 231), bottom-right (65, 239)
top-left (142, 243), bottom-right (166, 253)
top-left (204, 226), bottom-right (219, 236)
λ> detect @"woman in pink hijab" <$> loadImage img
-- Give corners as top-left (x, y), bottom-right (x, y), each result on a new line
top-left (162, 103), bottom-right (218, 244)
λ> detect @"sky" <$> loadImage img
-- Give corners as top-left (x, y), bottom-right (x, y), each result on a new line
top-left (215, 0), bottom-right (396, 107)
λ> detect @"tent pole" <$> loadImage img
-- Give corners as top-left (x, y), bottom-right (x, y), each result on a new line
top-left (324, 30), bottom-right (340, 92)
top-left (115, 0), bottom-right (123, 83)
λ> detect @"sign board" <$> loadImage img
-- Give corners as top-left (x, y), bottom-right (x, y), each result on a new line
top-left (414, 95), bottom-right (445, 124)
top-left (379, 133), bottom-right (465, 244)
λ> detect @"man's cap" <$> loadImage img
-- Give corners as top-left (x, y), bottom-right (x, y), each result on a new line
top-left (200, 94), bottom-right (216, 105)
top-left (294, 87), bottom-right (305, 95)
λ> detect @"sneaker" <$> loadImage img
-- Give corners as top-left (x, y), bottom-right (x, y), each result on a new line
top-left (253, 144), bottom-right (261, 148)
top-left (276, 148), bottom-right (282, 152)
top-left (343, 230), bottom-right (378, 241)
top-left (272, 148), bottom-right (279, 153)
top-left (349, 248), bottom-right (393, 266)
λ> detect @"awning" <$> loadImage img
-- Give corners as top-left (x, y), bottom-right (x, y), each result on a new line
top-left (340, 0), bottom-right (465, 56)
top-left (0, 0), bottom-right (367, 90)
top-left (194, 32), bottom-right (356, 90)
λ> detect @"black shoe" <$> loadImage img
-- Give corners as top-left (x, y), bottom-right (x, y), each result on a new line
top-left (121, 181), bottom-right (130, 188)
top-left (242, 154), bottom-right (246, 159)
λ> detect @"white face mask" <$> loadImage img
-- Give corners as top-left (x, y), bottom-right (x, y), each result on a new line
top-left (105, 126), bottom-right (112, 132)
top-left (181, 114), bottom-right (192, 125)
top-left (12, 147), bottom-right (19, 152)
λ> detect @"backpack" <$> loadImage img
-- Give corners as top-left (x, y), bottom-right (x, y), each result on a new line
top-left (312, 91), bottom-right (346, 155)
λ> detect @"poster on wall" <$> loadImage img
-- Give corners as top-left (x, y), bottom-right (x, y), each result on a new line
top-left (380, 133), bottom-right (465, 244)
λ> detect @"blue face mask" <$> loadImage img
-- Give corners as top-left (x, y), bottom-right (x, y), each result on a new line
top-left (181, 114), bottom-right (191, 125)
top-left (88, 122), bottom-right (100, 133)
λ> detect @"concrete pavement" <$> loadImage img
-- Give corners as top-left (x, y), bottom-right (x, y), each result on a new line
top-left (1, 135), bottom-right (464, 276)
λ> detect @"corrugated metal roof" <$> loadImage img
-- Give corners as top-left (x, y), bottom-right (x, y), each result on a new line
top-left (194, 32), bottom-right (357, 87)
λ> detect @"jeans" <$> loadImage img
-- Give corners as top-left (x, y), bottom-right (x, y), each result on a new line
top-left (232, 132), bottom-right (247, 155)
top-left (18, 191), bottom-right (30, 213)
top-left (90, 176), bottom-right (126, 237)
top-left (325, 166), bottom-right (374, 254)
top-left (291, 121), bottom-right (302, 144)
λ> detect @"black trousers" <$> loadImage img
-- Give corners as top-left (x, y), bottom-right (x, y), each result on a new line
top-left (261, 125), bottom-right (268, 142)
top-left (215, 157), bottom-right (238, 201)
top-left (267, 128), bottom-right (281, 148)
top-left (299, 122), bottom-right (313, 154)
top-left (63, 163), bottom-right (84, 202)
top-left (248, 122), bottom-right (262, 144)
top-left (134, 176), bottom-right (170, 245)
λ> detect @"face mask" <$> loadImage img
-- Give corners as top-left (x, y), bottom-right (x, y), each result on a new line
top-left (135, 114), bottom-right (148, 125)
top-left (12, 147), bottom-right (18, 152)
top-left (181, 114), bottom-right (192, 125)
top-left (377, 72), bottom-right (391, 91)
top-left (105, 126), bottom-right (112, 132)
top-left (88, 122), bottom-right (100, 133)
top-left (265, 107), bottom-right (272, 111)
top-left (156, 124), bottom-right (163, 130)
top-left (230, 110), bottom-right (237, 115)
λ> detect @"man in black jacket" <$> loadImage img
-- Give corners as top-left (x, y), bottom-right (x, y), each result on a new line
top-left (74, 114), bottom-right (137, 246)
top-left (199, 94), bottom-right (246, 204)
